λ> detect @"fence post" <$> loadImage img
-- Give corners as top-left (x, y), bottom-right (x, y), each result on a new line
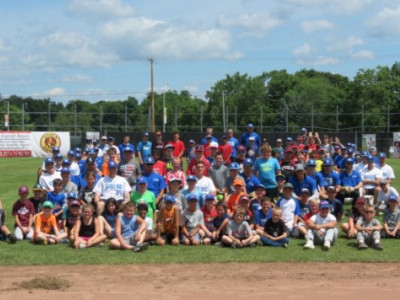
top-left (22, 103), bottom-right (24, 130)
top-left (48, 100), bottom-right (51, 131)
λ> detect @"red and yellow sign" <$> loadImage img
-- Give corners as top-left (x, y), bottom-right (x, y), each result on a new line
top-left (40, 133), bottom-right (62, 153)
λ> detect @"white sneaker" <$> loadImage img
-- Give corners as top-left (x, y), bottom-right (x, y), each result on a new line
top-left (323, 240), bottom-right (331, 251)
top-left (304, 240), bottom-right (315, 249)
top-left (79, 243), bottom-right (87, 249)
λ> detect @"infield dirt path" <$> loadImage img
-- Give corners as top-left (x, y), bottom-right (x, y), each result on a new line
top-left (1, 263), bottom-right (399, 299)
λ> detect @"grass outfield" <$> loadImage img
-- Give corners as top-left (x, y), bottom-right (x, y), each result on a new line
top-left (0, 157), bottom-right (400, 265)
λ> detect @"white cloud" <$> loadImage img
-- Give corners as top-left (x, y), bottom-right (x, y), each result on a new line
top-left (219, 12), bottom-right (282, 37)
top-left (283, 0), bottom-right (372, 14)
top-left (67, 0), bottom-right (135, 19)
top-left (351, 50), bottom-right (375, 60)
top-left (101, 17), bottom-right (241, 60)
top-left (59, 74), bottom-right (93, 83)
top-left (296, 56), bottom-right (339, 65)
top-left (301, 20), bottom-right (334, 34)
top-left (293, 43), bottom-right (312, 56)
top-left (368, 5), bottom-right (400, 37)
top-left (39, 32), bottom-right (117, 67)
top-left (327, 36), bottom-right (363, 52)
top-left (35, 87), bottom-right (66, 97)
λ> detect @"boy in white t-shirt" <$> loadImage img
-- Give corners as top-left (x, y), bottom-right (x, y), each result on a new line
top-left (304, 201), bottom-right (338, 251)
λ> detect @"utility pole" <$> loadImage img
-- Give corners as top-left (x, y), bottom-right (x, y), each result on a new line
top-left (148, 58), bottom-right (155, 132)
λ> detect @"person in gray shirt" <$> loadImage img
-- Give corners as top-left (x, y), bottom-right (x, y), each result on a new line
top-left (118, 147), bottom-right (141, 188)
top-left (208, 153), bottom-right (228, 193)
top-left (381, 195), bottom-right (400, 238)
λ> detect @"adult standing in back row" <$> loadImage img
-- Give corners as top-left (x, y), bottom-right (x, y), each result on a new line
top-left (241, 123), bottom-right (261, 148)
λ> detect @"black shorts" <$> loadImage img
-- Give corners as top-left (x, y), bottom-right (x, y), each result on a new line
top-left (161, 233), bottom-right (180, 244)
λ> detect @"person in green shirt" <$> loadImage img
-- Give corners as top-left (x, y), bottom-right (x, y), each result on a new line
top-left (130, 176), bottom-right (157, 222)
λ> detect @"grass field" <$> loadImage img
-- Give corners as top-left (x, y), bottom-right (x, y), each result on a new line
top-left (0, 157), bottom-right (400, 265)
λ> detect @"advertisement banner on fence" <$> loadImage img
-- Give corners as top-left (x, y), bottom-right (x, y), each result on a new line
top-left (394, 132), bottom-right (400, 158)
top-left (0, 131), bottom-right (70, 157)
top-left (362, 134), bottom-right (376, 150)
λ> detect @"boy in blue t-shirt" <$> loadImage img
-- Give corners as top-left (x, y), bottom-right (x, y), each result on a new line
top-left (326, 186), bottom-right (343, 221)
top-left (212, 202), bottom-right (230, 245)
top-left (255, 197), bottom-right (272, 236)
top-left (46, 179), bottom-right (66, 222)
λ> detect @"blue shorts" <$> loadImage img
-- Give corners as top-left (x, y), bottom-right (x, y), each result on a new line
top-left (180, 233), bottom-right (201, 244)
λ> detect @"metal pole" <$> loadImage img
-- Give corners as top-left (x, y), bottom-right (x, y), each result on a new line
top-left (7, 101), bottom-right (9, 131)
top-left (22, 103), bottom-right (24, 130)
top-left (387, 105), bottom-right (390, 133)
top-left (226, 105), bottom-right (229, 132)
top-left (222, 91), bottom-right (226, 133)
top-left (148, 58), bottom-right (155, 132)
top-left (48, 100), bottom-right (51, 131)
top-left (125, 105), bottom-right (128, 133)
top-left (336, 106), bottom-right (339, 132)
top-left (163, 89), bottom-right (166, 132)
top-left (74, 104), bottom-right (77, 136)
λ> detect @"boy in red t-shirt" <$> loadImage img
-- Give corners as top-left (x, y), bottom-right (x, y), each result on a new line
top-left (201, 194), bottom-right (218, 244)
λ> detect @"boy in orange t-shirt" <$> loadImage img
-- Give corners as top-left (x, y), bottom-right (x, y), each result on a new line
top-left (34, 201), bottom-right (61, 244)
top-left (227, 179), bottom-right (246, 216)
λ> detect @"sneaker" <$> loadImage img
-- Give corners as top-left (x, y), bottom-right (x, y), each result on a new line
top-left (249, 242), bottom-right (256, 248)
top-left (374, 242), bottom-right (383, 250)
top-left (231, 243), bottom-right (237, 249)
top-left (79, 243), bottom-right (87, 249)
top-left (358, 242), bottom-right (368, 250)
top-left (323, 240), bottom-right (331, 251)
top-left (214, 241), bottom-right (222, 247)
top-left (303, 240), bottom-right (315, 249)
top-left (140, 242), bottom-right (149, 250)
top-left (282, 243), bottom-right (288, 248)
top-left (133, 245), bottom-right (142, 252)
top-left (8, 234), bottom-right (17, 244)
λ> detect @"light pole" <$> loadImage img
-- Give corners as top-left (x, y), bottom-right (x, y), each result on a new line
top-left (163, 82), bottom-right (169, 132)
top-left (22, 102), bottom-right (24, 130)
top-left (6, 100), bottom-right (9, 131)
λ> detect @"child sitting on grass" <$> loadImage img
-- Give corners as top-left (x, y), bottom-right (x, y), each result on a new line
top-left (222, 207), bottom-right (260, 248)
top-left (34, 201), bottom-right (62, 245)
top-left (181, 194), bottom-right (204, 246)
top-left (356, 204), bottom-right (383, 250)
top-left (255, 197), bottom-right (272, 237)
top-left (0, 200), bottom-right (17, 243)
top-left (61, 197), bottom-right (81, 243)
top-left (12, 186), bottom-right (34, 241)
top-left (156, 195), bottom-right (180, 246)
top-left (109, 202), bottom-right (148, 252)
top-left (341, 197), bottom-right (365, 238)
top-left (73, 204), bottom-right (107, 249)
top-left (46, 179), bottom-right (66, 227)
top-left (136, 201), bottom-right (156, 243)
top-left (260, 207), bottom-right (289, 247)
top-left (381, 195), bottom-right (400, 238)
top-left (211, 202), bottom-right (230, 245)
top-left (201, 194), bottom-right (218, 245)
top-left (99, 198), bottom-right (118, 238)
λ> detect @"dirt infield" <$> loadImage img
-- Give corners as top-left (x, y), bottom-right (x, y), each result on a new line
top-left (1, 263), bottom-right (399, 299)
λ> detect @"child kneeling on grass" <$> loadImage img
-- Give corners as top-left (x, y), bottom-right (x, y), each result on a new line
top-left (381, 195), bottom-right (400, 239)
top-left (260, 207), bottom-right (289, 248)
top-left (109, 202), bottom-right (148, 252)
top-left (356, 204), bottom-right (383, 250)
top-left (34, 201), bottom-right (62, 244)
top-left (304, 201), bottom-right (337, 251)
top-left (156, 195), bottom-right (180, 246)
top-left (222, 207), bottom-right (260, 248)
top-left (73, 204), bottom-right (107, 249)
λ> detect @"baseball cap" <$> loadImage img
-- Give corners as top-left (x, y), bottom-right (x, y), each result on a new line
top-left (295, 164), bottom-right (305, 172)
top-left (44, 157), bottom-right (55, 164)
top-left (276, 174), bottom-right (286, 181)
top-left (327, 186), bottom-right (336, 192)
top-left (18, 185), bottom-right (29, 194)
top-left (42, 201), bottom-right (54, 209)
top-left (388, 195), bottom-right (398, 202)
top-left (286, 137), bottom-right (293, 142)
top-left (188, 139), bottom-right (196, 144)
top-left (301, 127), bottom-right (307, 132)
top-left (318, 148), bottom-right (325, 153)
top-left (74, 153), bottom-right (81, 159)
top-left (67, 150), bottom-right (75, 156)
top-left (243, 158), bottom-right (254, 166)
top-left (221, 135), bottom-right (228, 140)
top-left (283, 182), bottom-right (293, 189)
top-left (347, 148), bottom-right (354, 154)
top-left (88, 149), bottom-right (96, 155)
top-left (74, 147), bottom-right (82, 153)
top-left (379, 179), bottom-right (388, 185)
top-left (194, 145), bottom-right (204, 152)
top-left (272, 147), bottom-right (282, 154)
top-left (378, 152), bottom-right (387, 158)
top-left (237, 145), bottom-right (246, 152)
top-left (247, 123), bottom-right (254, 128)
top-left (32, 183), bottom-right (44, 191)
top-left (144, 157), bottom-right (155, 164)
top-left (239, 195), bottom-right (250, 202)
top-left (107, 136), bottom-right (114, 141)
top-left (277, 138), bottom-right (283, 143)
top-left (54, 153), bottom-right (63, 159)
top-left (228, 162), bottom-right (240, 170)
top-left (307, 159), bottom-right (316, 167)
top-left (209, 142), bottom-right (219, 148)
top-left (255, 183), bottom-right (266, 190)
top-left (345, 158), bottom-right (354, 164)
top-left (323, 158), bottom-right (333, 166)
top-left (205, 194), bottom-right (215, 201)
top-left (67, 192), bottom-right (77, 199)
top-left (233, 179), bottom-right (244, 186)
top-left (164, 194), bottom-right (175, 203)
top-left (370, 146), bottom-right (377, 152)
top-left (137, 176), bottom-right (148, 185)
top-left (101, 136), bottom-right (107, 140)
top-left (361, 151), bottom-right (369, 157)
top-left (108, 161), bottom-right (118, 168)
top-left (92, 139), bottom-right (99, 145)
top-left (62, 159), bottom-right (71, 165)
top-left (70, 200), bottom-right (81, 207)
top-left (367, 155), bottom-right (374, 162)
top-left (123, 146), bottom-right (133, 152)
top-left (320, 201), bottom-right (330, 209)
top-left (169, 178), bottom-right (182, 184)
top-left (301, 188), bottom-right (310, 194)
top-left (60, 167), bottom-right (70, 174)
top-left (186, 175), bottom-right (198, 182)
top-left (86, 157), bottom-right (95, 165)
top-left (356, 197), bottom-right (365, 205)
top-left (52, 146), bottom-right (60, 152)
top-left (285, 147), bottom-right (293, 153)
top-left (164, 144), bottom-right (175, 150)
top-left (186, 193), bottom-right (199, 201)
top-left (137, 201), bottom-right (148, 210)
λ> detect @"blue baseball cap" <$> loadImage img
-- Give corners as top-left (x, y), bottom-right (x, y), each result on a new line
top-left (44, 157), bottom-right (55, 164)
top-left (228, 162), bottom-right (240, 170)
top-left (320, 201), bottom-right (330, 209)
top-left (123, 146), bottom-right (133, 152)
top-left (347, 148), bottom-right (354, 154)
top-left (307, 159), bottom-right (316, 167)
top-left (54, 153), bottom-right (63, 159)
top-left (108, 136), bottom-right (114, 141)
top-left (52, 147), bottom-right (60, 152)
top-left (67, 192), bottom-right (77, 199)
top-left (88, 149), bottom-right (96, 155)
top-left (108, 161), bottom-right (118, 168)
top-left (186, 193), bottom-right (199, 201)
top-left (60, 167), bottom-right (70, 173)
top-left (361, 151), bottom-right (369, 157)
top-left (367, 155), bottom-right (374, 162)
top-left (86, 157), bottom-right (95, 164)
top-left (345, 158), bottom-right (354, 164)
top-left (255, 183), bottom-right (266, 190)
top-left (301, 127), bottom-right (307, 132)
top-left (389, 195), bottom-right (398, 202)
top-left (67, 150), bottom-right (75, 156)
top-left (186, 175), bottom-right (198, 182)
top-left (136, 176), bottom-right (147, 185)
top-left (205, 194), bottom-right (215, 201)
top-left (340, 145), bottom-right (347, 151)
top-left (144, 156), bottom-right (155, 164)
top-left (164, 194), bottom-right (176, 203)
top-left (323, 158), bottom-right (333, 166)
top-left (62, 159), bottom-right (71, 165)
top-left (143, 132), bottom-right (149, 136)
top-left (74, 147), bottom-right (82, 153)
top-left (243, 158), bottom-right (254, 166)
top-left (286, 137), bottom-right (293, 142)
top-left (247, 123), bottom-right (254, 128)
top-left (84, 147), bottom-right (90, 153)
top-left (379, 152), bottom-right (387, 158)
top-left (188, 139), bottom-right (196, 144)
top-left (74, 152), bottom-right (81, 159)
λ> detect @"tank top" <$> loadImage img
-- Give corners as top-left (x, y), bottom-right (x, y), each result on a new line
top-left (79, 216), bottom-right (96, 237)
top-left (120, 215), bottom-right (139, 237)
top-left (161, 206), bottom-right (177, 235)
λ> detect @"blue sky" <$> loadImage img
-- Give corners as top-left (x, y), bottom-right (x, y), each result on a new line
top-left (0, 0), bottom-right (399, 104)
